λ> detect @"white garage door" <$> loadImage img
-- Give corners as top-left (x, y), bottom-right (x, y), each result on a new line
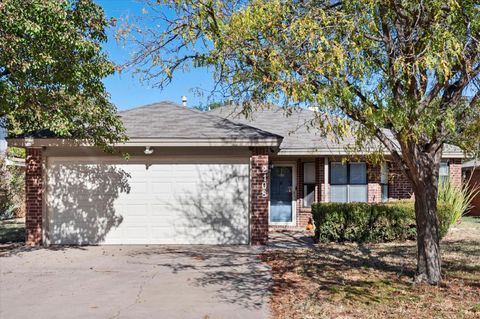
top-left (46, 157), bottom-right (250, 245)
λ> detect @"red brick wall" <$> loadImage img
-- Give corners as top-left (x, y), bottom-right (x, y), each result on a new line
top-left (388, 158), bottom-right (462, 200)
top-left (25, 148), bottom-right (43, 246)
top-left (466, 168), bottom-right (480, 216)
top-left (389, 163), bottom-right (414, 200)
top-left (316, 157), bottom-right (325, 203)
top-left (449, 158), bottom-right (462, 187)
top-left (367, 163), bottom-right (382, 203)
top-left (250, 148), bottom-right (269, 244)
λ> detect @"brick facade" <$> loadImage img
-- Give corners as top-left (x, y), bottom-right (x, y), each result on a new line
top-left (25, 148), bottom-right (43, 246)
top-left (449, 158), bottom-right (462, 187)
top-left (367, 163), bottom-right (382, 203)
top-left (389, 163), bottom-right (414, 199)
top-left (465, 168), bottom-right (480, 216)
top-left (389, 158), bottom-right (462, 200)
top-left (250, 148), bottom-right (269, 245)
top-left (317, 158), bottom-right (326, 203)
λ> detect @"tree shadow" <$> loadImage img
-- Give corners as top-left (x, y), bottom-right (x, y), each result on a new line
top-left (129, 245), bottom-right (271, 310)
top-left (167, 164), bottom-right (250, 244)
top-left (46, 163), bottom-right (131, 245)
top-left (0, 244), bottom-right (87, 257)
top-left (264, 236), bottom-right (480, 305)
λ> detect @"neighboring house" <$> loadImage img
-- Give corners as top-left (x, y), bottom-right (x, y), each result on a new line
top-left (8, 102), bottom-right (464, 246)
top-left (463, 160), bottom-right (480, 216)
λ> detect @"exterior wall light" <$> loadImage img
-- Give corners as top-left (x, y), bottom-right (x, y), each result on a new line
top-left (24, 136), bottom-right (34, 147)
top-left (144, 146), bottom-right (154, 155)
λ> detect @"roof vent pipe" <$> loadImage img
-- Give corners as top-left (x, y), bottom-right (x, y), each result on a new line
top-left (181, 95), bottom-right (187, 107)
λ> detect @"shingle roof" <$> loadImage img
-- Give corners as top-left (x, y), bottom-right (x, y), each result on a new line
top-left (210, 105), bottom-right (350, 152)
top-left (462, 159), bottom-right (479, 169)
top-left (209, 105), bottom-right (464, 157)
top-left (119, 101), bottom-right (282, 142)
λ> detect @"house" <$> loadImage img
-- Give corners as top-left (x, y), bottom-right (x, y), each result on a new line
top-left (463, 160), bottom-right (480, 216)
top-left (8, 102), bottom-right (464, 246)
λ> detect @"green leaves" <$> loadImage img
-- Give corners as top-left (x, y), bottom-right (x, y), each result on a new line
top-left (127, 0), bottom-right (479, 157)
top-left (0, 0), bottom-right (126, 149)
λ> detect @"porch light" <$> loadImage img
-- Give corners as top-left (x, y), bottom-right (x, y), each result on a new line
top-left (24, 136), bottom-right (34, 147)
top-left (144, 146), bottom-right (154, 155)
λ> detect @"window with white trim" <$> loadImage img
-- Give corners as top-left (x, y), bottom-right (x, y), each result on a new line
top-left (303, 162), bottom-right (315, 208)
top-left (330, 162), bottom-right (367, 203)
top-left (439, 161), bottom-right (449, 184)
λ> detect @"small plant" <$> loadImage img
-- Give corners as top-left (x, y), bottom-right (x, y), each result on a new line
top-left (437, 180), bottom-right (479, 236)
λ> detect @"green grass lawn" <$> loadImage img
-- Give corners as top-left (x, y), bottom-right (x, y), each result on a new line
top-left (0, 218), bottom-right (25, 244)
top-left (263, 216), bottom-right (480, 319)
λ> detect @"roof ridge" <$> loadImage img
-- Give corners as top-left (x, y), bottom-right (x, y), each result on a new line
top-left (119, 100), bottom-right (180, 114)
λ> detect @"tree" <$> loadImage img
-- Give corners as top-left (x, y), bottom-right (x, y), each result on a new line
top-left (0, 0), bottom-right (125, 148)
top-left (125, 0), bottom-right (480, 284)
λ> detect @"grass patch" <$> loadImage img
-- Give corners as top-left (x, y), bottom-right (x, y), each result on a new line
top-left (263, 217), bottom-right (480, 319)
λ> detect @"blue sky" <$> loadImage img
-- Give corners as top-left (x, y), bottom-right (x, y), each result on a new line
top-left (97, 0), bottom-right (214, 111)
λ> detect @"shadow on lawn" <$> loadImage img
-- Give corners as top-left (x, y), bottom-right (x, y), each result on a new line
top-left (264, 238), bottom-right (480, 304)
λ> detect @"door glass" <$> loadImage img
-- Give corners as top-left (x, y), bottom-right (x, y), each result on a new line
top-left (270, 166), bottom-right (293, 222)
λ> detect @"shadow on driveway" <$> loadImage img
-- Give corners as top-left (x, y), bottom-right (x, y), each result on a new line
top-left (0, 245), bottom-right (271, 319)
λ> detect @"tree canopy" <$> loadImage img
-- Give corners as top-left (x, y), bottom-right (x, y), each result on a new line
top-left (126, 0), bottom-right (480, 284)
top-left (0, 0), bottom-right (125, 147)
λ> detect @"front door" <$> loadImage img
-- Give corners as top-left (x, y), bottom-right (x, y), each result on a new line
top-left (270, 165), bottom-right (293, 223)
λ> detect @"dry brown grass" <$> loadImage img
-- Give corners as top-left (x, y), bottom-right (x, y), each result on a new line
top-left (262, 217), bottom-right (480, 319)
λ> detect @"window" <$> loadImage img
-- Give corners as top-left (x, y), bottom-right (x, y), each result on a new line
top-left (303, 162), bottom-right (315, 208)
top-left (439, 161), bottom-right (449, 184)
top-left (380, 162), bottom-right (389, 202)
top-left (330, 162), bottom-right (367, 203)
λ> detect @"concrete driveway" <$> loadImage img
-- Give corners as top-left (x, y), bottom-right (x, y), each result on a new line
top-left (0, 245), bottom-right (271, 319)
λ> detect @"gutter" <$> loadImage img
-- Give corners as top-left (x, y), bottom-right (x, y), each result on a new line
top-left (277, 148), bottom-right (465, 158)
top-left (6, 137), bottom-right (282, 148)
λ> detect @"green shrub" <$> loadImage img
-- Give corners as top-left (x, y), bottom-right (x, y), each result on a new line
top-left (312, 200), bottom-right (457, 243)
top-left (0, 155), bottom-right (25, 220)
top-left (312, 201), bottom-right (416, 243)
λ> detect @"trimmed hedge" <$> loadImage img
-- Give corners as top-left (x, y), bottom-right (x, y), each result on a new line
top-left (312, 201), bottom-right (451, 243)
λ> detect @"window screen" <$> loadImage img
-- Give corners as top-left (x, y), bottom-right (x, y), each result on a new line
top-left (349, 162), bottom-right (367, 184)
top-left (330, 161), bottom-right (367, 203)
top-left (349, 185), bottom-right (367, 202)
top-left (303, 162), bottom-right (315, 184)
top-left (303, 162), bottom-right (315, 208)
top-left (439, 161), bottom-right (449, 183)
top-left (330, 185), bottom-right (348, 203)
top-left (331, 162), bottom-right (348, 184)
top-left (303, 184), bottom-right (315, 207)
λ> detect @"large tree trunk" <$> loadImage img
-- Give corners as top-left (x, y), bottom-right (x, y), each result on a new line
top-left (403, 145), bottom-right (443, 285)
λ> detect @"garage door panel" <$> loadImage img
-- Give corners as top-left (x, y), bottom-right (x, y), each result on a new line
top-left (47, 159), bottom-right (249, 245)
